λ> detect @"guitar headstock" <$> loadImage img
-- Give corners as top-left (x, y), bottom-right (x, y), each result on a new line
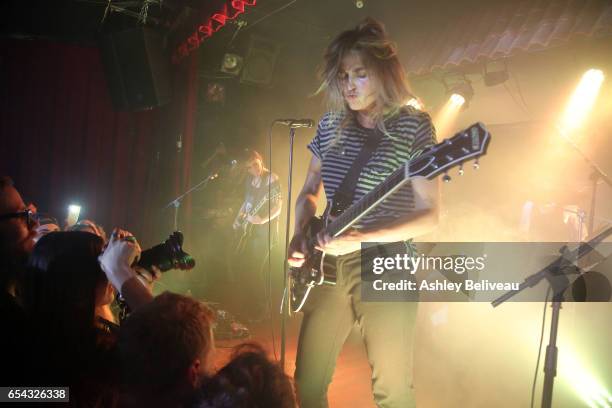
top-left (408, 122), bottom-right (491, 180)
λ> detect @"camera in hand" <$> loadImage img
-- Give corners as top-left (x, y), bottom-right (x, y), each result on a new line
top-left (136, 231), bottom-right (195, 272)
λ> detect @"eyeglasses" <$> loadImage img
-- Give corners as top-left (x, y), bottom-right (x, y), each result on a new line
top-left (0, 209), bottom-right (37, 229)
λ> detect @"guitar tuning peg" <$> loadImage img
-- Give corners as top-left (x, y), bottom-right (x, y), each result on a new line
top-left (458, 164), bottom-right (464, 176)
top-left (473, 159), bottom-right (480, 170)
top-left (442, 172), bottom-right (452, 183)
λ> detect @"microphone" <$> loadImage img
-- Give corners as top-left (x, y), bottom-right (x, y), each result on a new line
top-left (275, 119), bottom-right (315, 128)
top-left (210, 159), bottom-right (239, 179)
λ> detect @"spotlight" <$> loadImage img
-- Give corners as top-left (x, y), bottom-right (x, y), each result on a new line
top-left (449, 93), bottom-right (465, 107)
top-left (355, 0), bottom-right (364, 8)
top-left (447, 82), bottom-right (474, 109)
top-left (559, 68), bottom-right (605, 135)
top-left (560, 347), bottom-right (612, 408)
top-left (220, 53), bottom-right (243, 76)
top-left (435, 78), bottom-right (472, 137)
top-left (405, 97), bottom-right (423, 110)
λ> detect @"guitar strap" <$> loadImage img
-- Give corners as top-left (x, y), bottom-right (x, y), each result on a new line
top-left (332, 127), bottom-right (384, 212)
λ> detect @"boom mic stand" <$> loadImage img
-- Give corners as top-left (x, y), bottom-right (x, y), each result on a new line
top-left (164, 173), bottom-right (219, 231)
top-left (492, 225), bottom-right (612, 408)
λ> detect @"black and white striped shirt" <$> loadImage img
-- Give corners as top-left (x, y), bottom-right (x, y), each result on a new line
top-left (308, 107), bottom-right (436, 230)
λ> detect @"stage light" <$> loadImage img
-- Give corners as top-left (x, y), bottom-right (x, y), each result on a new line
top-left (447, 82), bottom-right (474, 109)
top-left (559, 347), bottom-right (612, 408)
top-left (355, 0), bottom-right (364, 8)
top-left (206, 82), bottom-right (226, 103)
top-left (559, 69), bottom-right (605, 135)
top-left (434, 97), bottom-right (465, 140)
top-left (483, 61), bottom-right (509, 87)
top-left (433, 79), bottom-right (472, 138)
top-left (406, 97), bottom-right (423, 110)
top-left (220, 53), bottom-right (244, 76)
top-left (449, 93), bottom-right (465, 107)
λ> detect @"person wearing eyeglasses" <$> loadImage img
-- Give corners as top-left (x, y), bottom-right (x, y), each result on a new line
top-left (0, 176), bottom-right (39, 297)
top-left (0, 175), bottom-right (39, 384)
top-left (0, 177), bottom-right (38, 268)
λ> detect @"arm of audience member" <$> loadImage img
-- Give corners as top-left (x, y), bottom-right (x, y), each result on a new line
top-left (134, 265), bottom-right (162, 291)
top-left (119, 276), bottom-right (154, 310)
top-left (99, 228), bottom-right (154, 310)
top-left (118, 265), bottom-right (162, 310)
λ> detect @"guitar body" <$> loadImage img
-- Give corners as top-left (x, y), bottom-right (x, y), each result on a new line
top-left (289, 212), bottom-right (340, 313)
top-left (232, 187), bottom-right (281, 255)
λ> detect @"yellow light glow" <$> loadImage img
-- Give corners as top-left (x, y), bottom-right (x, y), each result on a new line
top-left (450, 93), bottom-right (466, 107)
top-left (559, 347), bottom-right (612, 408)
top-left (406, 97), bottom-right (423, 110)
top-left (433, 95), bottom-right (464, 139)
top-left (559, 69), bottom-right (605, 136)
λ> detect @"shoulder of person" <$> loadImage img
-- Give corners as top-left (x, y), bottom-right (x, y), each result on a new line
top-left (318, 111), bottom-right (345, 131)
top-left (266, 172), bottom-right (279, 184)
top-left (394, 106), bottom-right (433, 125)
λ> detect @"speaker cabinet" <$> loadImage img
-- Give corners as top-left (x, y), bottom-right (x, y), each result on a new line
top-left (100, 28), bottom-right (172, 111)
top-left (240, 35), bottom-right (280, 86)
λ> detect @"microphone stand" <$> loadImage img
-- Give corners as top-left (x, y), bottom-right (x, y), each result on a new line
top-left (280, 127), bottom-right (296, 371)
top-left (492, 224), bottom-right (612, 408)
top-left (163, 173), bottom-right (219, 231)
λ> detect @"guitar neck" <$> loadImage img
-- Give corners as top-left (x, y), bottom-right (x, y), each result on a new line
top-left (322, 122), bottom-right (490, 238)
top-left (326, 163), bottom-right (410, 237)
top-left (249, 189), bottom-right (279, 216)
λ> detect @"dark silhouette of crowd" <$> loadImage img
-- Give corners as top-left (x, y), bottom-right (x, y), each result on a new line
top-left (0, 176), bottom-right (296, 407)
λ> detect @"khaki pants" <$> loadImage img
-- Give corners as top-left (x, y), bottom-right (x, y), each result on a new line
top-left (295, 250), bottom-right (418, 408)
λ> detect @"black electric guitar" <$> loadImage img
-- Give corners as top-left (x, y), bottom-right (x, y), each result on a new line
top-left (289, 122), bottom-right (491, 312)
top-left (234, 187), bottom-right (281, 253)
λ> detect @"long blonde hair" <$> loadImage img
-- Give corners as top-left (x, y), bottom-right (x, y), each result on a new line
top-left (317, 18), bottom-right (414, 134)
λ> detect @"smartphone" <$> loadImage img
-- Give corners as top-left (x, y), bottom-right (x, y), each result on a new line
top-left (66, 204), bottom-right (81, 228)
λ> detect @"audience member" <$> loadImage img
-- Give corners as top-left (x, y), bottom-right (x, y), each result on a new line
top-left (0, 176), bottom-right (38, 297)
top-left (34, 213), bottom-right (60, 243)
top-left (195, 343), bottom-right (297, 408)
top-left (22, 231), bottom-right (123, 405)
top-left (69, 218), bottom-right (108, 243)
top-left (119, 292), bottom-right (216, 408)
top-left (0, 176), bottom-right (38, 384)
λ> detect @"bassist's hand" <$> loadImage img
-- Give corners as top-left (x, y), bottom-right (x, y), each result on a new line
top-left (288, 232), bottom-right (310, 268)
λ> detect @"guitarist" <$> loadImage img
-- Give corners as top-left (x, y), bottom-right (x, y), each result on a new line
top-left (232, 149), bottom-right (282, 320)
top-left (287, 18), bottom-right (439, 408)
